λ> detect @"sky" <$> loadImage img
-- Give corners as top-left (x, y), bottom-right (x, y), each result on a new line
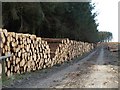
top-left (91, 0), bottom-right (119, 42)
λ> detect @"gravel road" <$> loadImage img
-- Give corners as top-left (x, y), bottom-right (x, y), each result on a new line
top-left (3, 46), bottom-right (119, 88)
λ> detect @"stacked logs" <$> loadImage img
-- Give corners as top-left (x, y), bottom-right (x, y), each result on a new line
top-left (0, 29), bottom-right (94, 77)
top-left (42, 38), bottom-right (94, 65)
top-left (0, 29), bottom-right (2, 79)
top-left (107, 42), bottom-right (119, 52)
top-left (0, 29), bottom-right (51, 77)
top-left (42, 38), bottom-right (69, 65)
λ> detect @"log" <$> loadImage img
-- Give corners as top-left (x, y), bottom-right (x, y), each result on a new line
top-left (42, 38), bottom-right (66, 43)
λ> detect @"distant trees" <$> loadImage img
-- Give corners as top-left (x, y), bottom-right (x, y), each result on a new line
top-left (2, 2), bottom-right (112, 43)
top-left (98, 31), bottom-right (113, 42)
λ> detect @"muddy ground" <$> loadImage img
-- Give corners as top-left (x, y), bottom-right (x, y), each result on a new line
top-left (2, 45), bottom-right (119, 89)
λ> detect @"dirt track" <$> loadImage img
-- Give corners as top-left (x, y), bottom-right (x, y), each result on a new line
top-left (3, 46), bottom-right (119, 88)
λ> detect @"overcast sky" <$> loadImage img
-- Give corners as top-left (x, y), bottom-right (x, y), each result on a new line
top-left (92, 0), bottom-right (119, 42)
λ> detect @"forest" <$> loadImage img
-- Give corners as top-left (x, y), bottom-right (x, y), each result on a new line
top-left (2, 2), bottom-right (113, 43)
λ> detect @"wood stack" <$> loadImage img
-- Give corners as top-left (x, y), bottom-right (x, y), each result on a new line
top-left (107, 42), bottom-right (119, 52)
top-left (0, 29), bottom-right (2, 56)
top-left (0, 29), bottom-right (51, 77)
top-left (42, 38), bottom-right (94, 65)
top-left (42, 38), bottom-right (67, 65)
top-left (0, 30), bottom-right (2, 79)
top-left (0, 29), bottom-right (94, 77)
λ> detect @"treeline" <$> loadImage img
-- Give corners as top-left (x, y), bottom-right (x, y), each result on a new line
top-left (2, 2), bottom-right (112, 43)
top-left (98, 31), bottom-right (113, 42)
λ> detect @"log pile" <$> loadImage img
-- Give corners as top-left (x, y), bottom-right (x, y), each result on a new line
top-left (107, 42), bottom-right (119, 52)
top-left (0, 31), bottom-right (2, 56)
top-left (0, 29), bottom-right (51, 77)
top-left (0, 29), bottom-right (94, 77)
top-left (42, 38), bottom-right (94, 65)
